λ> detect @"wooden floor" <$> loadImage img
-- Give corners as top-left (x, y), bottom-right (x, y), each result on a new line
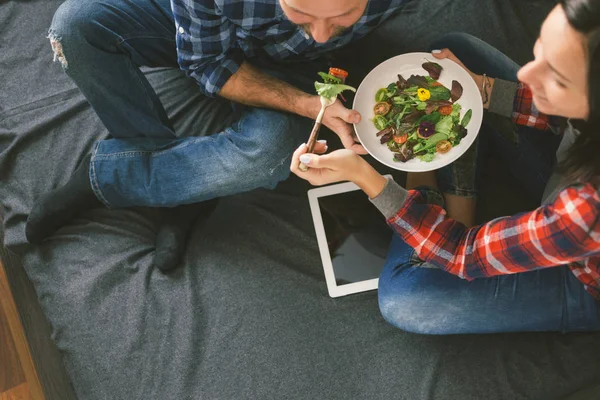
top-left (0, 260), bottom-right (44, 400)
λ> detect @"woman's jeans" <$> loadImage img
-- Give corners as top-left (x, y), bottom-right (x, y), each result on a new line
top-left (377, 33), bottom-right (600, 334)
top-left (49, 0), bottom-right (320, 208)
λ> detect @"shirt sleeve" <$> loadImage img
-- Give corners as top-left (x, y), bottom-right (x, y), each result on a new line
top-left (489, 79), bottom-right (562, 132)
top-left (171, 0), bottom-right (246, 97)
top-left (378, 180), bottom-right (600, 280)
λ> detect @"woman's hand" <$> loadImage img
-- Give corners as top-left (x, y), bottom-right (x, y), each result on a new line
top-left (431, 49), bottom-right (495, 108)
top-left (290, 143), bottom-right (388, 198)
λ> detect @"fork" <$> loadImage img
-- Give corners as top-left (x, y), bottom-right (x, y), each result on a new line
top-left (299, 96), bottom-right (336, 172)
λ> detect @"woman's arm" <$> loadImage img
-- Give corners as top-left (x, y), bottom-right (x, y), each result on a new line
top-left (432, 49), bottom-right (562, 132)
top-left (290, 145), bottom-right (600, 279)
top-left (372, 178), bottom-right (600, 279)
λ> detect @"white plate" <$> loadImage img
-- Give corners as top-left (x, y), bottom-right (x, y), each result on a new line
top-left (352, 52), bottom-right (483, 172)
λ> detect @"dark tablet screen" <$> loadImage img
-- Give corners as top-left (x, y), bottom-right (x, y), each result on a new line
top-left (317, 189), bottom-right (393, 286)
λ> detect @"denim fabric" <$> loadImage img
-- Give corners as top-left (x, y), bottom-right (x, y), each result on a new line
top-left (429, 33), bottom-right (562, 200)
top-left (49, 0), bottom-right (321, 208)
top-left (378, 234), bottom-right (600, 334)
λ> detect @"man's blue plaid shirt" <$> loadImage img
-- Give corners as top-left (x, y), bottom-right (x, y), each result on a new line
top-left (171, 0), bottom-right (408, 96)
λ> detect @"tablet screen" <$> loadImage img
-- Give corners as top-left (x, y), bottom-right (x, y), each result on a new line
top-left (317, 189), bottom-right (393, 286)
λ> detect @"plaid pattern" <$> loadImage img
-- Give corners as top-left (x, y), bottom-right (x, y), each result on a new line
top-left (388, 184), bottom-right (600, 300)
top-left (171, 0), bottom-right (407, 96)
top-left (513, 83), bottom-right (563, 132)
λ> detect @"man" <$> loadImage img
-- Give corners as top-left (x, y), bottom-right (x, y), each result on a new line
top-left (27, 0), bottom-right (408, 271)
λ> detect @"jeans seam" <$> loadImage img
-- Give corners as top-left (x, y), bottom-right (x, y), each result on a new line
top-left (115, 34), bottom-right (175, 122)
top-left (90, 142), bottom-right (113, 208)
top-left (93, 136), bottom-right (211, 160)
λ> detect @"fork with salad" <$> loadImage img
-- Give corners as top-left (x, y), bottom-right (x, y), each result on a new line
top-left (299, 68), bottom-right (356, 171)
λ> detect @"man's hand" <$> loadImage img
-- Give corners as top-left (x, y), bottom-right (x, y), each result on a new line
top-left (219, 62), bottom-right (367, 154)
top-left (320, 99), bottom-right (367, 154)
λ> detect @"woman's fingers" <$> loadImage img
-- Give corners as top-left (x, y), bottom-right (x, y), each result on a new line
top-left (291, 143), bottom-right (308, 173)
top-left (431, 48), bottom-right (455, 61)
top-left (431, 48), bottom-right (468, 71)
top-left (313, 139), bottom-right (328, 154)
top-left (290, 143), bottom-right (325, 178)
top-left (432, 48), bottom-right (481, 87)
top-left (290, 143), bottom-right (327, 185)
top-left (291, 140), bottom-right (327, 170)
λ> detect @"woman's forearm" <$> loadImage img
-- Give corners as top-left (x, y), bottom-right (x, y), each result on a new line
top-left (353, 161), bottom-right (388, 199)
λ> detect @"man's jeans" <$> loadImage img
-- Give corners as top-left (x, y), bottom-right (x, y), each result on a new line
top-left (378, 33), bottom-right (600, 334)
top-left (49, 0), bottom-right (320, 208)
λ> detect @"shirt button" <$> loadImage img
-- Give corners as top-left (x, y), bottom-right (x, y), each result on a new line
top-left (303, 32), bottom-right (309, 40)
top-left (179, 27), bottom-right (185, 34)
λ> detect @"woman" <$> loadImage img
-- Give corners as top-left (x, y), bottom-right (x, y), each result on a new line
top-left (290, 0), bottom-right (600, 334)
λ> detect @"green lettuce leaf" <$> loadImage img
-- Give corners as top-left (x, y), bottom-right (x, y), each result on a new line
top-left (429, 86), bottom-right (451, 101)
top-left (314, 82), bottom-right (356, 101)
top-left (418, 153), bottom-right (436, 162)
top-left (450, 103), bottom-right (462, 120)
top-left (435, 115), bottom-right (454, 136)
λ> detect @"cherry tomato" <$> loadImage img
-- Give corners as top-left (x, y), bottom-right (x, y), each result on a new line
top-left (374, 102), bottom-right (391, 116)
top-left (375, 88), bottom-right (387, 102)
top-left (393, 134), bottom-right (408, 144)
top-left (438, 105), bottom-right (453, 115)
top-left (329, 67), bottom-right (349, 83)
top-left (436, 140), bottom-right (452, 154)
top-left (373, 115), bottom-right (388, 131)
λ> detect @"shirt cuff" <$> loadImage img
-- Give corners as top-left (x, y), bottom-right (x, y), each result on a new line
top-left (488, 78), bottom-right (519, 118)
top-left (369, 178), bottom-right (409, 219)
top-left (188, 49), bottom-right (246, 97)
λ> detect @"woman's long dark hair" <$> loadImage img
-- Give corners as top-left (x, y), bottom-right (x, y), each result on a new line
top-left (558, 0), bottom-right (600, 182)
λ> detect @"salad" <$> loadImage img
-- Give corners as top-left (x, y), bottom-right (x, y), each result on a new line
top-left (371, 61), bottom-right (473, 163)
top-left (314, 67), bottom-right (356, 101)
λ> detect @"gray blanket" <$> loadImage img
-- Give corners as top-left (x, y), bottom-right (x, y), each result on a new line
top-left (2, 0), bottom-right (600, 399)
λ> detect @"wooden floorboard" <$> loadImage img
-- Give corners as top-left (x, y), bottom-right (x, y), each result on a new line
top-left (0, 383), bottom-right (31, 400)
top-left (0, 259), bottom-right (44, 400)
top-left (0, 203), bottom-right (76, 400)
top-left (0, 299), bottom-right (26, 393)
top-left (0, 248), bottom-right (77, 400)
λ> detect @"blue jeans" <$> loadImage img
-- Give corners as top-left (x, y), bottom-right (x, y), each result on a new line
top-left (49, 0), bottom-right (320, 208)
top-left (377, 33), bottom-right (600, 334)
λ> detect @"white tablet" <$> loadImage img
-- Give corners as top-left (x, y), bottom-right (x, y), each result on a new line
top-left (308, 176), bottom-right (394, 298)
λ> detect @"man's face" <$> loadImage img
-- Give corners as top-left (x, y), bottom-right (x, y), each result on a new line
top-left (279, 0), bottom-right (368, 43)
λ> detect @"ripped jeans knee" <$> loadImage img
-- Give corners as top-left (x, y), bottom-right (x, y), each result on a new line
top-left (48, 33), bottom-right (68, 68)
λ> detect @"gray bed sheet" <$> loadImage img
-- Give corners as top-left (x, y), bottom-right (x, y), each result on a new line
top-left (2, 0), bottom-right (600, 399)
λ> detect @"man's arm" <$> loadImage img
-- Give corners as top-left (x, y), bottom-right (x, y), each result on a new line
top-left (172, 0), bottom-right (363, 151)
top-left (219, 62), bottom-right (322, 120)
top-left (172, 0), bottom-right (320, 117)
top-left (221, 65), bottom-right (365, 152)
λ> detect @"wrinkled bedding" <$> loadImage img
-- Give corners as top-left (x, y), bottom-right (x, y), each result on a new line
top-left (2, 0), bottom-right (600, 399)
